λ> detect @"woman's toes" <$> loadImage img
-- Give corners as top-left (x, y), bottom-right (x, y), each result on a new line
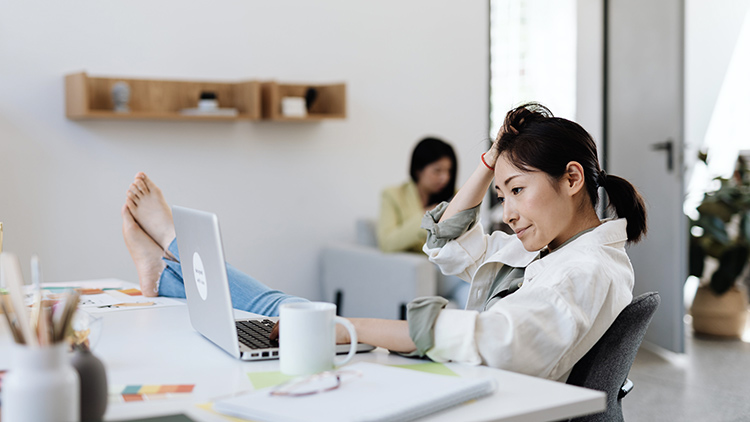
top-left (134, 178), bottom-right (149, 195)
top-left (123, 173), bottom-right (175, 251)
top-left (126, 188), bottom-right (140, 203)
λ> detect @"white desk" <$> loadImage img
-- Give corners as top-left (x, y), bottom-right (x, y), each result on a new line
top-left (0, 290), bottom-right (605, 422)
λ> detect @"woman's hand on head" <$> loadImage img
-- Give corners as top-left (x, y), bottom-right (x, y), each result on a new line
top-left (483, 139), bottom-right (500, 170)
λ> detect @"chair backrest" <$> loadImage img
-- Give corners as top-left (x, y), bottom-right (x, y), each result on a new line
top-left (355, 218), bottom-right (378, 248)
top-left (566, 292), bottom-right (660, 422)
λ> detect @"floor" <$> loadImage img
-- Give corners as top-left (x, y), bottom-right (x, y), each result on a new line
top-left (622, 313), bottom-right (750, 422)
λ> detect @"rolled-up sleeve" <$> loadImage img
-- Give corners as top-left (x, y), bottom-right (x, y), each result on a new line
top-left (425, 285), bottom-right (581, 379)
top-left (405, 296), bottom-right (450, 356)
top-left (425, 264), bottom-right (629, 381)
top-left (421, 202), bottom-right (481, 249)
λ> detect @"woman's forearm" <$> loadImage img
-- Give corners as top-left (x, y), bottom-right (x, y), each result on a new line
top-left (346, 318), bottom-right (416, 353)
top-left (439, 162), bottom-right (495, 223)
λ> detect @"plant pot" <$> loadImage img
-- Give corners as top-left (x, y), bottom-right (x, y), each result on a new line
top-left (690, 284), bottom-right (749, 338)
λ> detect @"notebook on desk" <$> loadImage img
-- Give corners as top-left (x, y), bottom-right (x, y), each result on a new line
top-left (214, 361), bottom-right (496, 422)
top-left (172, 205), bottom-right (375, 361)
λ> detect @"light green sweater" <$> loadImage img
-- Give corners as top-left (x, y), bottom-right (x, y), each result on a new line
top-left (376, 181), bottom-right (426, 253)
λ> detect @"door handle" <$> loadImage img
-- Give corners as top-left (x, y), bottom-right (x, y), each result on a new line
top-left (651, 140), bottom-right (673, 172)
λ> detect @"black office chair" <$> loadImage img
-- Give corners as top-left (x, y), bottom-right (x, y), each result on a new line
top-left (565, 292), bottom-right (661, 422)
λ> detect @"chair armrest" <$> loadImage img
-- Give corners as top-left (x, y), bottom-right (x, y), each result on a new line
top-left (319, 242), bottom-right (438, 319)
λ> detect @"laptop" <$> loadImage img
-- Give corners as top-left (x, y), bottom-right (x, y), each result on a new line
top-left (172, 205), bottom-right (375, 361)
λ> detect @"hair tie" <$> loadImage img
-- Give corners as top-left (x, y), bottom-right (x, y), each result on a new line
top-left (597, 170), bottom-right (608, 188)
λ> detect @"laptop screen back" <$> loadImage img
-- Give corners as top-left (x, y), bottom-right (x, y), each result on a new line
top-left (172, 205), bottom-right (242, 359)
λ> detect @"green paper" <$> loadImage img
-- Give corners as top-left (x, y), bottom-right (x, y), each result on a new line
top-left (246, 371), bottom-right (296, 390)
top-left (246, 362), bottom-right (457, 390)
top-left (391, 362), bottom-right (459, 377)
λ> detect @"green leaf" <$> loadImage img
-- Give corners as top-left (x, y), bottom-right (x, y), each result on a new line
top-left (709, 244), bottom-right (749, 295)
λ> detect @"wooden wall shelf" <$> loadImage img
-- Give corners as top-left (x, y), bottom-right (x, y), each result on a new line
top-left (65, 72), bottom-right (261, 121)
top-left (261, 82), bottom-right (347, 121)
top-left (65, 72), bottom-right (347, 123)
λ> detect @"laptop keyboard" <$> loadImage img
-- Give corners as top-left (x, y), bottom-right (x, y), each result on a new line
top-left (236, 319), bottom-right (277, 349)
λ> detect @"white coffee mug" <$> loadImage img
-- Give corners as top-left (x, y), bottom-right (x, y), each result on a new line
top-left (279, 302), bottom-right (358, 376)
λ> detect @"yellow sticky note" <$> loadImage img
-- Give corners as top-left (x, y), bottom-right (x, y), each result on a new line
top-left (138, 385), bottom-right (161, 394)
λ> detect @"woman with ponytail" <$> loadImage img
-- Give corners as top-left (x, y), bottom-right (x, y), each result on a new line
top-left (323, 102), bottom-right (648, 382)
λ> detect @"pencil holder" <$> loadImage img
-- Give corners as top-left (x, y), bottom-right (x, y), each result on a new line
top-left (1, 343), bottom-right (80, 422)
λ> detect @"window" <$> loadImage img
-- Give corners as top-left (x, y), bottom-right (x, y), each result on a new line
top-left (489, 0), bottom-right (577, 138)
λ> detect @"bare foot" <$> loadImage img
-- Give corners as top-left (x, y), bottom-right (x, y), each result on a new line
top-left (125, 172), bottom-right (176, 250)
top-left (122, 205), bottom-right (165, 297)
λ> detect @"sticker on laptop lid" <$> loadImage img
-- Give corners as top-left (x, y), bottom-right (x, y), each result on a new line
top-left (193, 252), bottom-right (208, 300)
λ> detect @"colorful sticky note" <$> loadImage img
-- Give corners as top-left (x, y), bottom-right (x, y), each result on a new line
top-left (139, 385), bottom-right (161, 394)
top-left (174, 384), bottom-right (195, 393)
top-left (76, 288), bottom-right (104, 295)
top-left (118, 288), bottom-right (143, 296)
top-left (159, 385), bottom-right (180, 393)
top-left (122, 385), bottom-right (142, 395)
top-left (110, 384), bottom-right (196, 404)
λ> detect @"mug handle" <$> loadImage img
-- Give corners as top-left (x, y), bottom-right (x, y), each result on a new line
top-left (333, 316), bottom-right (358, 367)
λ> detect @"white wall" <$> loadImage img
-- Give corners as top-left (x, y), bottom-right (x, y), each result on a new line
top-left (0, 1), bottom-right (489, 300)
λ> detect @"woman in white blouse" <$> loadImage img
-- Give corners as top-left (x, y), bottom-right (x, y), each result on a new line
top-left (333, 103), bottom-right (648, 381)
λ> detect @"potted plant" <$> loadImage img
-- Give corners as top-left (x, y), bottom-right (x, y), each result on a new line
top-left (688, 153), bottom-right (750, 338)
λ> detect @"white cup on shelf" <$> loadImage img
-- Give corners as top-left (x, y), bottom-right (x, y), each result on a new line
top-left (279, 302), bottom-right (357, 376)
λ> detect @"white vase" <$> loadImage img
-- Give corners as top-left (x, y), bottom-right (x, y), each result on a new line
top-left (1, 343), bottom-right (80, 422)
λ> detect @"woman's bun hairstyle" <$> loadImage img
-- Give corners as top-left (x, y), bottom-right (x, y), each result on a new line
top-left (494, 103), bottom-right (647, 243)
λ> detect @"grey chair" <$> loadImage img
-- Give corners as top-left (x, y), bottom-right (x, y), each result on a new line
top-left (319, 219), bottom-right (438, 320)
top-left (566, 292), bottom-right (661, 422)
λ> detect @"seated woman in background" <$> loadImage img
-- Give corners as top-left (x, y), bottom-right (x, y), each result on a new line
top-left (377, 137), bottom-right (456, 253)
top-left (123, 102), bottom-right (646, 381)
top-left (377, 137), bottom-right (469, 306)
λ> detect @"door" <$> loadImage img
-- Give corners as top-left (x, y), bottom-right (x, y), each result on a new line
top-left (607, 0), bottom-right (686, 352)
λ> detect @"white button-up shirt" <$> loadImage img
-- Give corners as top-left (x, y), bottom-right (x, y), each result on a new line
top-left (422, 218), bottom-right (634, 381)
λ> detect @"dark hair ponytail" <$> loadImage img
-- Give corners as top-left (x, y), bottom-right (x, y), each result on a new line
top-left (597, 172), bottom-right (648, 243)
top-left (495, 102), bottom-right (648, 243)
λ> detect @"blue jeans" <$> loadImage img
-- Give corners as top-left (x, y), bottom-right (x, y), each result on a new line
top-left (158, 238), bottom-right (308, 316)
